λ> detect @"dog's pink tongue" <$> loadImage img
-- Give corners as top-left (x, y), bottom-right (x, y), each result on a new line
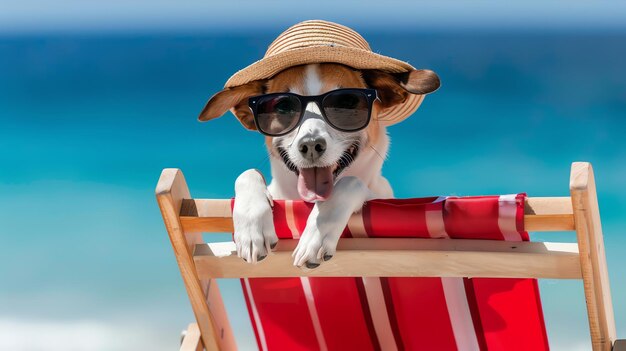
top-left (297, 166), bottom-right (334, 202)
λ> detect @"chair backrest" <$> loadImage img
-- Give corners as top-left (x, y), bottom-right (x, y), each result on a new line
top-left (156, 162), bottom-right (617, 351)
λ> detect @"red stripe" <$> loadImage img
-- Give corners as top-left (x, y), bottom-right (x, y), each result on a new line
top-left (367, 197), bottom-right (439, 206)
top-left (240, 279), bottom-right (263, 350)
top-left (362, 203), bottom-right (374, 237)
top-left (379, 277), bottom-right (405, 351)
top-left (341, 226), bottom-right (352, 238)
top-left (463, 278), bottom-right (489, 351)
top-left (293, 201), bottom-right (314, 234)
top-left (445, 196), bottom-right (503, 240)
top-left (307, 278), bottom-right (376, 351)
top-left (365, 199), bottom-right (430, 238)
top-left (248, 278), bottom-right (319, 350)
top-left (531, 279), bottom-right (551, 349)
top-left (388, 277), bottom-right (457, 350)
top-left (271, 201), bottom-right (292, 239)
top-left (355, 278), bottom-right (381, 351)
top-left (470, 278), bottom-right (549, 351)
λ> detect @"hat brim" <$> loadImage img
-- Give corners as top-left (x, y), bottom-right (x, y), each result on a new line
top-left (225, 46), bottom-right (425, 126)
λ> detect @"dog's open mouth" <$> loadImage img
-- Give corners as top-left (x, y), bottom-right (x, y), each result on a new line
top-left (278, 143), bottom-right (360, 202)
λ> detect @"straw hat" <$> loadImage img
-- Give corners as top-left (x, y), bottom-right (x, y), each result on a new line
top-left (224, 20), bottom-right (427, 126)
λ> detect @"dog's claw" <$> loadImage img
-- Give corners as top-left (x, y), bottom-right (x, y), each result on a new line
top-left (323, 254), bottom-right (333, 261)
top-left (305, 261), bottom-right (320, 269)
top-left (258, 255), bottom-right (267, 262)
top-left (270, 242), bottom-right (278, 250)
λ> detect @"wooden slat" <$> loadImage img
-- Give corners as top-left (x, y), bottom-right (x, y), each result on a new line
top-left (156, 169), bottom-right (234, 351)
top-left (180, 323), bottom-right (203, 351)
top-left (524, 197), bottom-right (575, 231)
top-left (180, 196), bottom-right (575, 233)
top-left (181, 199), bottom-right (234, 233)
top-left (570, 162), bottom-right (616, 351)
top-left (193, 238), bottom-right (581, 279)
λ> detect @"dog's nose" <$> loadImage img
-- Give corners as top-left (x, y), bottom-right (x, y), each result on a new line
top-left (298, 137), bottom-right (327, 160)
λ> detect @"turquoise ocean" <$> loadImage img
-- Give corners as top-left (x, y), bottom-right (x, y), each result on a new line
top-left (1, 31), bottom-right (625, 350)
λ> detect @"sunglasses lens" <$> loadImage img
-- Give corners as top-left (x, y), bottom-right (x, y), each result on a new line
top-left (256, 95), bottom-right (301, 135)
top-left (322, 90), bottom-right (370, 131)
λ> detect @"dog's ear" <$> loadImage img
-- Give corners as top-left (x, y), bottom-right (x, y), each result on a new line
top-left (198, 80), bottom-right (266, 130)
top-left (361, 69), bottom-right (440, 109)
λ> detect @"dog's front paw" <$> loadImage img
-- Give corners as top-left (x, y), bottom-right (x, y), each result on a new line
top-left (292, 207), bottom-right (342, 269)
top-left (233, 169), bottom-right (278, 263)
top-left (293, 177), bottom-right (372, 268)
top-left (233, 201), bottom-right (276, 263)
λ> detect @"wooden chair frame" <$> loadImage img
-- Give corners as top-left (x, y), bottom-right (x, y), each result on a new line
top-left (156, 162), bottom-right (621, 351)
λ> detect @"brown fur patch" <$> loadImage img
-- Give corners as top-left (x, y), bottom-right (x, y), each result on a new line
top-left (361, 70), bottom-right (408, 109)
top-left (265, 65), bottom-right (307, 94)
top-left (396, 69), bottom-right (440, 95)
top-left (317, 63), bottom-right (367, 92)
top-left (316, 64), bottom-right (381, 148)
top-left (198, 80), bottom-right (265, 130)
top-left (266, 63), bottom-right (367, 94)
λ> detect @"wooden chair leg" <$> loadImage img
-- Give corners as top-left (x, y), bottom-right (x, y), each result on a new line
top-left (181, 323), bottom-right (204, 351)
top-left (570, 162), bottom-right (616, 351)
top-left (157, 169), bottom-right (235, 350)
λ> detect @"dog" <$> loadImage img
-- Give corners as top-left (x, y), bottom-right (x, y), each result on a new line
top-left (199, 62), bottom-right (439, 268)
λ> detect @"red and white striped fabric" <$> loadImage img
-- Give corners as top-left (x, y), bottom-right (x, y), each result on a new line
top-left (237, 194), bottom-right (549, 351)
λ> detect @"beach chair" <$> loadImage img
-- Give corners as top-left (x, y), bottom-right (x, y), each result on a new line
top-left (156, 162), bottom-right (623, 351)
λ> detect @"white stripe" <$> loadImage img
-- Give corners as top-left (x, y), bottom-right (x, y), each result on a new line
top-left (361, 277), bottom-right (398, 351)
top-left (289, 201), bottom-right (327, 350)
top-left (358, 214), bottom-right (398, 350)
top-left (300, 277), bottom-right (328, 351)
top-left (498, 194), bottom-right (522, 241)
top-left (285, 200), bottom-right (300, 239)
top-left (441, 278), bottom-right (481, 351)
top-left (347, 212), bottom-right (368, 238)
top-left (426, 197), bottom-right (478, 350)
top-left (425, 201), bottom-right (449, 239)
top-left (243, 278), bottom-right (268, 351)
top-left (425, 197), bottom-right (448, 238)
top-left (433, 196), bottom-right (447, 203)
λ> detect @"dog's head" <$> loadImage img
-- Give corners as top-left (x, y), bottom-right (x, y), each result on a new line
top-left (199, 63), bottom-right (439, 201)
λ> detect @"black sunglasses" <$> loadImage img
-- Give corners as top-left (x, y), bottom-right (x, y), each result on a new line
top-left (248, 88), bottom-right (378, 137)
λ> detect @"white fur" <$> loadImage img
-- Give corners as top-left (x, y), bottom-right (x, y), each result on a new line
top-left (233, 64), bottom-right (393, 266)
top-left (233, 169), bottom-right (277, 263)
top-left (292, 176), bottom-right (374, 266)
top-left (305, 64), bottom-right (323, 95)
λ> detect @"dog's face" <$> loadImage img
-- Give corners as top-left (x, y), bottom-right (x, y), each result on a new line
top-left (265, 64), bottom-right (372, 201)
top-left (199, 63), bottom-right (439, 201)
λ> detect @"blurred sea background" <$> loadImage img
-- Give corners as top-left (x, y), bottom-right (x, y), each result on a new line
top-left (1, 1), bottom-right (625, 350)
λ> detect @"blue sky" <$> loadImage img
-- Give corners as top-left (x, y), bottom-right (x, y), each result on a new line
top-left (2, 0), bottom-right (626, 33)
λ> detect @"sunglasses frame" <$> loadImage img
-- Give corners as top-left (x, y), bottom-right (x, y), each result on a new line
top-left (248, 88), bottom-right (378, 137)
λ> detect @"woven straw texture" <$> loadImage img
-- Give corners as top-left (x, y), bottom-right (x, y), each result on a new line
top-left (225, 20), bottom-right (427, 126)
